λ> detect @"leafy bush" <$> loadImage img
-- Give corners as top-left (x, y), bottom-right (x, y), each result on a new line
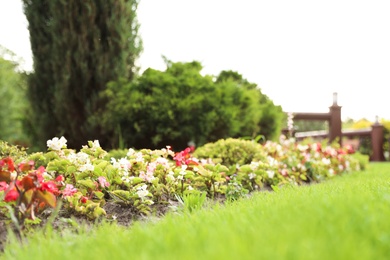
top-left (193, 138), bottom-right (268, 167)
top-left (99, 61), bottom-right (284, 150)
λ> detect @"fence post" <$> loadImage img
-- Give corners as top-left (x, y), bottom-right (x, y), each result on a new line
top-left (371, 118), bottom-right (384, 161)
top-left (329, 92), bottom-right (342, 146)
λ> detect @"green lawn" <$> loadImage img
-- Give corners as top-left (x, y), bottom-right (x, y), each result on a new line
top-left (3, 163), bottom-right (390, 260)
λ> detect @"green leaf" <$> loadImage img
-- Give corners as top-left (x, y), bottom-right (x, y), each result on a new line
top-left (238, 165), bottom-right (252, 172)
top-left (93, 206), bottom-right (106, 219)
top-left (66, 165), bottom-right (77, 173)
top-left (110, 190), bottom-right (132, 201)
top-left (93, 167), bottom-right (103, 176)
top-left (216, 164), bottom-right (229, 173)
top-left (131, 177), bottom-right (144, 185)
top-left (97, 161), bottom-right (109, 169)
top-left (93, 191), bottom-right (105, 200)
top-left (77, 179), bottom-right (96, 189)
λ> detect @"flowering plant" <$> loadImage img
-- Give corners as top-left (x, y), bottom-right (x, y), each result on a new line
top-left (0, 134), bottom-right (366, 228)
top-left (0, 157), bottom-right (62, 232)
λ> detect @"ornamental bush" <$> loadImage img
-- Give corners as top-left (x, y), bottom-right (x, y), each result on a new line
top-left (193, 138), bottom-right (268, 168)
top-left (99, 61), bottom-right (284, 150)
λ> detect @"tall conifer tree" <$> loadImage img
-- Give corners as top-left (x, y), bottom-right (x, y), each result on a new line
top-left (23, 0), bottom-right (142, 149)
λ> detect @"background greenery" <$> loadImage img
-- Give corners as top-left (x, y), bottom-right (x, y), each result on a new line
top-left (0, 46), bottom-right (28, 145)
top-left (22, 0), bottom-right (142, 150)
top-left (100, 61), bottom-right (284, 150)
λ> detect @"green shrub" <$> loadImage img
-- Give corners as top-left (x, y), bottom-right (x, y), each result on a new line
top-left (99, 61), bottom-right (284, 150)
top-left (193, 138), bottom-right (267, 167)
top-left (0, 140), bottom-right (28, 160)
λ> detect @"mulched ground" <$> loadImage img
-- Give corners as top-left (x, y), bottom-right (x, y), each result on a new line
top-left (0, 201), bottom-right (178, 252)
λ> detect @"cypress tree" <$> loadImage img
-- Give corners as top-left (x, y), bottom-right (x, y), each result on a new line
top-left (23, 0), bottom-right (142, 149)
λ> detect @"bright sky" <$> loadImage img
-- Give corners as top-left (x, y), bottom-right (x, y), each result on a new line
top-left (1, 0), bottom-right (390, 121)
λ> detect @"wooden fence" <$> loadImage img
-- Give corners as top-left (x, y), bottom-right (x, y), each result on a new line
top-left (282, 93), bottom-right (385, 161)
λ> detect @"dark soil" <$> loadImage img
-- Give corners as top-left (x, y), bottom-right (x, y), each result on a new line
top-left (0, 201), bottom-right (179, 253)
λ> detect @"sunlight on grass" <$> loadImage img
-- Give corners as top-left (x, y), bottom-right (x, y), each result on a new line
top-left (3, 163), bottom-right (390, 260)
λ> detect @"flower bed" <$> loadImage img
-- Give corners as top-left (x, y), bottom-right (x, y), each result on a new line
top-left (0, 136), bottom-right (366, 236)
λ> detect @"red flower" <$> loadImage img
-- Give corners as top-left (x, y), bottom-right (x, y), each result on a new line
top-left (0, 157), bottom-right (15, 172)
top-left (4, 189), bottom-right (19, 202)
top-left (173, 146), bottom-right (196, 166)
top-left (55, 175), bottom-right (64, 182)
top-left (80, 196), bottom-right (88, 203)
top-left (40, 181), bottom-right (59, 194)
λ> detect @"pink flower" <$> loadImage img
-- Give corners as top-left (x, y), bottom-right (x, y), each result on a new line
top-left (62, 184), bottom-right (78, 197)
top-left (0, 181), bottom-right (9, 191)
top-left (4, 189), bottom-right (19, 202)
top-left (97, 176), bottom-right (110, 188)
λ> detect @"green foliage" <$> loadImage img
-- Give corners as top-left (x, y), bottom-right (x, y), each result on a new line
top-left (3, 163), bottom-right (390, 260)
top-left (175, 191), bottom-right (207, 213)
top-left (0, 140), bottom-right (28, 162)
top-left (100, 61), bottom-right (284, 150)
top-left (0, 46), bottom-right (29, 145)
top-left (22, 0), bottom-right (142, 150)
top-left (105, 149), bottom-right (133, 161)
top-left (293, 120), bottom-right (328, 132)
top-left (0, 135), bottom-right (363, 226)
top-left (350, 152), bottom-right (369, 170)
top-left (193, 138), bottom-right (268, 167)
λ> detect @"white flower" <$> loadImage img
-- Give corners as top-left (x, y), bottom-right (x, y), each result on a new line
top-left (111, 157), bottom-right (131, 170)
top-left (267, 156), bottom-right (278, 167)
top-left (127, 148), bottom-right (136, 157)
top-left (92, 140), bottom-right (100, 148)
top-left (47, 136), bottom-right (67, 151)
top-left (79, 161), bottom-right (94, 172)
top-left (76, 152), bottom-right (90, 164)
top-left (297, 144), bottom-right (309, 152)
top-left (250, 162), bottom-right (259, 171)
top-left (267, 170), bottom-right (275, 179)
top-left (248, 173), bottom-right (256, 180)
top-left (135, 152), bottom-right (144, 162)
top-left (66, 152), bottom-right (77, 163)
top-left (322, 158), bottom-right (331, 165)
top-left (167, 171), bottom-right (175, 181)
top-left (136, 184), bottom-right (149, 199)
top-left (188, 185), bottom-right (194, 191)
